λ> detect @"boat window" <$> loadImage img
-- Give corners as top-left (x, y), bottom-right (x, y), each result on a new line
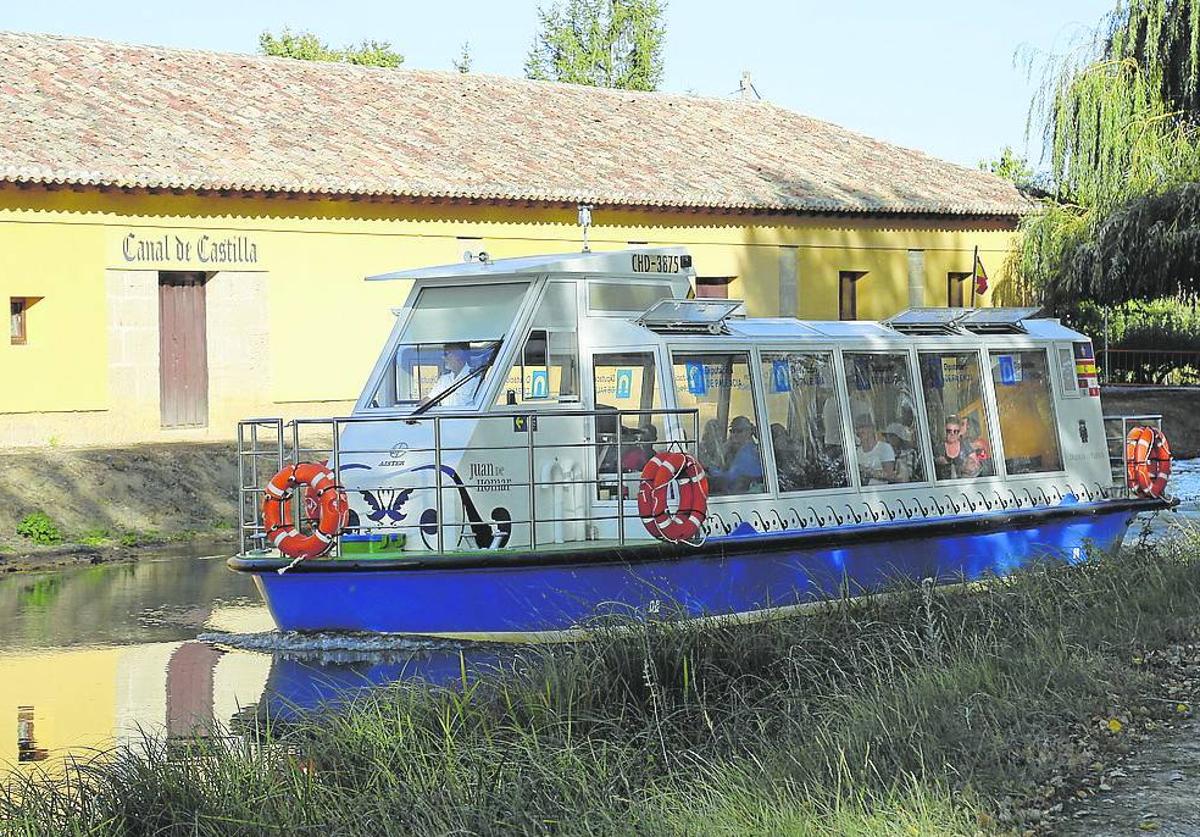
top-left (919, 352), bottom-right (995, 481)
top-left (593, 351), bottom-right (665, 501)
top-left (496, 282), bottom-right (579, 405)
top-left (988, 349), bottom-right (1064, 474)
top-left (1056, 345), bottom-right (1082, 398)
top-left (368, 282), bottom-right (526, 409)
top-left (842, 353), bottom-right (925, 486)
top-left (588, 281), bottom-right (672, 314)
top-left (760, 352), bottom-right (851, 493)
top-left (672, 352), bottom-right (767, 496)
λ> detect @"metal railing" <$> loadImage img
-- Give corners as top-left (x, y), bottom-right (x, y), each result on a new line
top-left (1100, 349), bottom-right (1200, 387)
top-left (237, 407), bottom-right (701, 557)
top-left (1103, 413), bottom-right (1163, 498)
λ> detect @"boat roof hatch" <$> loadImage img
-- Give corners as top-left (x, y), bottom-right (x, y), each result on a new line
top-left (884, 307), bottom-right (1044, 335)
top-left (637, 298), bottom-right (744, 334)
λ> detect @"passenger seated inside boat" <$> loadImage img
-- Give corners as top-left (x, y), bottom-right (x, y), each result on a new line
top-left (934, 415), bottom-right (990, 480)
top-left (882, 423), bottom-right (918, 482)
top-left (770, 423), bottom-right (804, 492)
top-left (854, 416), bottom-right (896, 485)
top-left (699, 419), bottom-right (723, 466)
top-left (707, 416), bottom-right (765, 494)
top-left (621, 424), bottom-right (657, 472)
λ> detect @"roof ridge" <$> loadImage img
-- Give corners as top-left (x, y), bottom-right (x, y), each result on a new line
top-left (0, 29), bottom-right (785, 111)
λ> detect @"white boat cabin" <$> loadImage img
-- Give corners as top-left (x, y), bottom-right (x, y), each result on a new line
top-left (286, 247), bottom-right (1114, 554)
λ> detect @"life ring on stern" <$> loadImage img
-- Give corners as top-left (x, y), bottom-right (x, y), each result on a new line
top-left (1125, 426), bottom-right (1172, 499)
top-left (637, 451), bottom-right (709, 543)
top-left (262, 462), bottom-right (349, 559)
top-left (1147, 428), bottom-right (1172, 498)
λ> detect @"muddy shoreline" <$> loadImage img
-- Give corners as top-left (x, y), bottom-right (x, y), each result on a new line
top-left (0, 531), bottom-right (238, 573)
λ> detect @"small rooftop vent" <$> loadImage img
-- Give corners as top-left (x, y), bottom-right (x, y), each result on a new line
top-left (958, 307), bottom-right (1044, 334)
top-left (638, 299), bottom-right (744, 335)
top-left (884, 307), bottom-right (1043, 336)
top-left (884, 308), bottom-right (971, 335)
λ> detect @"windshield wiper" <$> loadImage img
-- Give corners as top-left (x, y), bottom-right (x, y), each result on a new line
top-left (410, 341), bottom-right (503, 417)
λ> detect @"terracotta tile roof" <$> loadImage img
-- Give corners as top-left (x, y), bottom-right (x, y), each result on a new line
top-left (0, 32), bottom-right (1032, 216)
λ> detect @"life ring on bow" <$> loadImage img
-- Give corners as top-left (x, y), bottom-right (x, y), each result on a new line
top-left (1147, 428), bottom-right (1172, 499)
top-left (262, 462), bottom-right (349, 559)
top-left (637, 451), bottom-right (708, 543)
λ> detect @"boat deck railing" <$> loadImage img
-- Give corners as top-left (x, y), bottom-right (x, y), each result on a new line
top-left (1103, 413), bottom-right (1164, 499)
top-left (236, 408), bottom-right (701, 557)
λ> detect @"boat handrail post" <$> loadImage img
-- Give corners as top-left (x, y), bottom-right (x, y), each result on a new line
top-left (616, 419), bottom-right (625, 546)
top-left (237, 420), bottom-right (247, 556)
top-left (331, 417), bottom-right (342, 557)
top-left (434, 416), bottom-right (445, 555)
top-left (236, 417), bottom-right (283, 555)
top-left (528, 419), bottom-right (538, 551)
top-left (288, 420), bottom-right (298, 466)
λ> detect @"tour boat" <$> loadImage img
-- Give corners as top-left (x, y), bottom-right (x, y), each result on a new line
top-left (228, 247), bottom-right (1173, 640)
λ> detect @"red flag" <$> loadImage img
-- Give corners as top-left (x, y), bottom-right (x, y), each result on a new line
top-left (973, 252), bottom-right (989, 296)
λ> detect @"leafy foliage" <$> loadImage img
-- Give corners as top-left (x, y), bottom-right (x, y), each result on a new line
top-left (258, 28), bottom-right (404, 68)
top-left (1070, 296), bottom-right (1200, 350)
top-left (978, 146), bottom-right (1038, 189)
top-left (1016, 1), bottom-right (1200, 306)
top-left (525, 0), bottom-right (666, 91)
top-left (16, 512), bottom-right (61, 546)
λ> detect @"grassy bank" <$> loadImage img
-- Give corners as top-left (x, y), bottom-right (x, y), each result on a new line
top-left (5, 535), bottom-right (1200, 835)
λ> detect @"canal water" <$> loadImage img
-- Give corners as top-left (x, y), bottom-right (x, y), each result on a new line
top-left (0, 542), bottom-right (499, 778)
top-left (4, 465), bottom-right (1200, 779)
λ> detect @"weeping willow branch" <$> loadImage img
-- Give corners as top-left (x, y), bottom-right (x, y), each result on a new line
top-left (1016, 0), bottom-right (1200, 306)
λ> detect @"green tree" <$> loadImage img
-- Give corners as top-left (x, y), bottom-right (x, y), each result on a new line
top-left (1009, 1), bottom-right (1200, 307)
top-left (258, 28), bottom-right (404, 68)
top-left (524, 0), bottom-right (666, 91)
top-left (978, 146), bottom-right (1037, 189)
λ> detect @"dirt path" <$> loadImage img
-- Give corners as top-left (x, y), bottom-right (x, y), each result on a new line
top-left (1060, 719), bottom-right (1200, 835)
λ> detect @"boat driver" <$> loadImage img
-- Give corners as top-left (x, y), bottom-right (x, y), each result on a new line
top-left (430, 343), bottom-right (478, 407)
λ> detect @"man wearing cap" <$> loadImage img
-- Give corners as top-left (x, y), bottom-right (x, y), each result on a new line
top-left (430, 343), bottom-right (478, 407)
top-left (708, 415), bottom-right (764, 494)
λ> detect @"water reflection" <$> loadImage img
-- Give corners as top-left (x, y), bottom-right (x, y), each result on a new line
top-left (0, 550), bottom-right (512, 778)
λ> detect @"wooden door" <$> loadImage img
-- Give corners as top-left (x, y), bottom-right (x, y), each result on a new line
top-left (159, 272), bottom-right (209, 428)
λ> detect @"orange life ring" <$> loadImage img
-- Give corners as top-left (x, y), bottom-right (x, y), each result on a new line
top-left (637, 451), bottom-right (708, 543)
top-left (1125, 426), bottom-right (1154, 496)
top-left (1147, 428), bottom-right (1172, 499)
top-left (262, 462), bottom-right (348, 559)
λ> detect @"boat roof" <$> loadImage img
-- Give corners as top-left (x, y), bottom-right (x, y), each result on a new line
top-left (718, 316), bottom-right (1085, 342)
top-left (367, 246), bottom-right (694, 282)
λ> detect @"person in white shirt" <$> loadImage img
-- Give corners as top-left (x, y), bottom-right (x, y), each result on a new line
top-left (853, 416), bottom-right (895, 485)
top-left (430, 343), bottom-right (477, 407)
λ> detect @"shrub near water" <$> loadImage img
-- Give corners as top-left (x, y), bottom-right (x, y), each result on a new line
top-left (6, 536), bottom-right (1200, 835)
top-left (15, 512), bottom-right (61, 546)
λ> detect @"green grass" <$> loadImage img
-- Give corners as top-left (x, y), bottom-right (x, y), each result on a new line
top-left (77, 528), bottom-right (112, 547)
top-left (5, 535), bottom-right (1200, 835)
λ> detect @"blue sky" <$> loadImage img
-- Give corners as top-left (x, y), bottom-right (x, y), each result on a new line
top-left (4, 0), bottom-right (1115, 167)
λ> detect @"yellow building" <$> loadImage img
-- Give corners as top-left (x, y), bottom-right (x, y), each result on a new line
top-left (0, 33), bottom-right (1029, 447)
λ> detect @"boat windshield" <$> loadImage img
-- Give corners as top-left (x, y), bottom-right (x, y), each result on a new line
top-left (368, 282), bottom-right (528, 410)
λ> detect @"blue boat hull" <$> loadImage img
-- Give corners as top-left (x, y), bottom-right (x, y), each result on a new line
top-left (231, 501), bottom-right (1152, 640)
